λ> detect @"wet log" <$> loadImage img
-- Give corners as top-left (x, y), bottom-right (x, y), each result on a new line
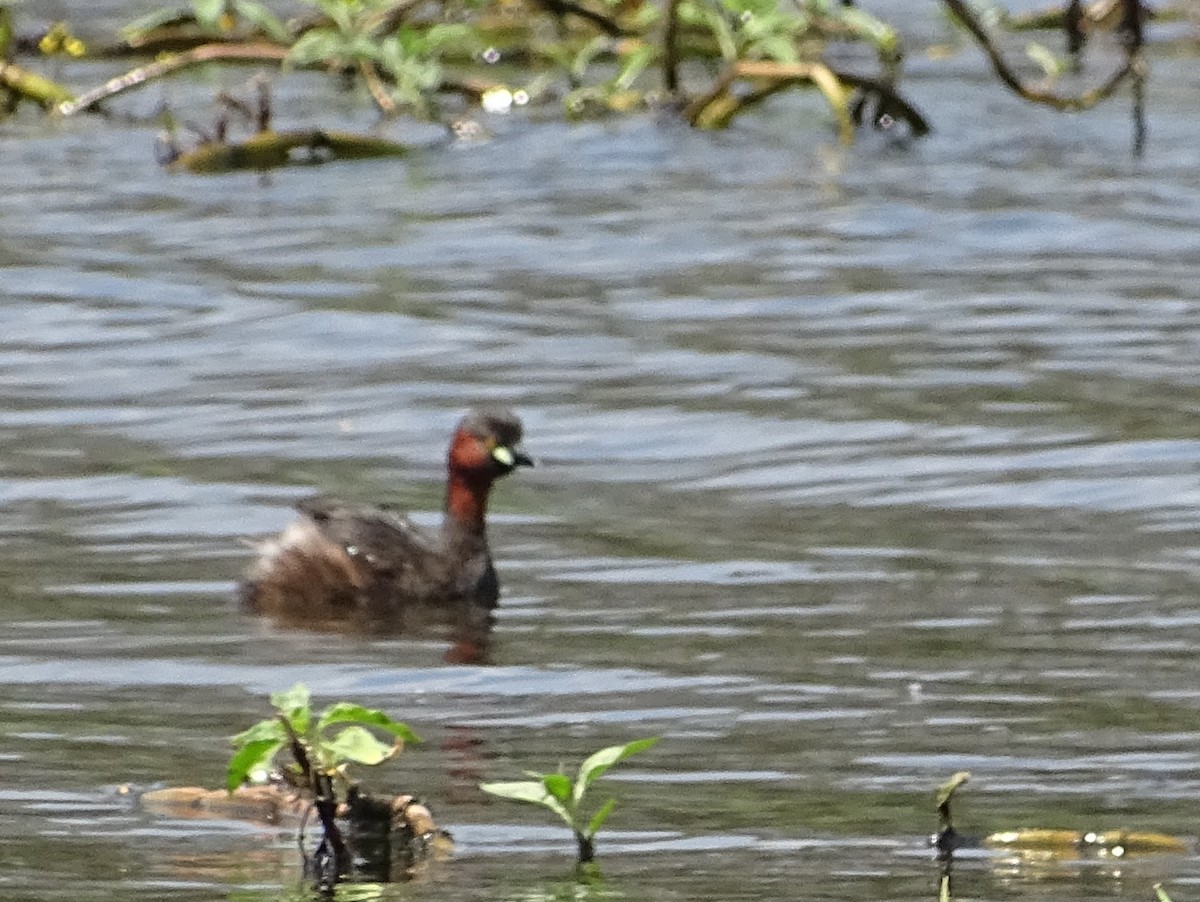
top-left (140, 783), bottom-right (445, 843)
top-left (169, 129), bottom-right (410, 173)
top-left (985, 827), bottom-right (1189, 856)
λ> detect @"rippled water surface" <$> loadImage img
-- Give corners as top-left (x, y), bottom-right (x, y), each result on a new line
top-left (4, 4), bottom-right (1200, 900)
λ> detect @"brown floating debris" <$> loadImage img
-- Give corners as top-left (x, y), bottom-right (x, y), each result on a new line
top-left (139, 783), bottom-right (447, 847)
top-left (985, 828), bottom-right (1190, 856)
top-left (170, 129), bottom-right (410, 173)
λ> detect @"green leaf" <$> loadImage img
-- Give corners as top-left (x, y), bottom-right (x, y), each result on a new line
top-left (614, 44), bottom-right (657, 91)
top-left (270, 683), bottom-right (311, 735)
top-left (574, 737), bottom-right (658, 803)
top-left (701, 7), bottom-right (738, 61)
top-left (1025, 41), bottom-right (1063, 78)
top-left (231, 717), bottom-right (287, 748)
top-left (287, 28), bottom-right (351, 66)
top-left (757, 34), bottom-right (798, 63)
top-left (193, 0), bottom-right (228, 29)
top-left (585, 797), bottom-right (617, 838)
top-left (317, 703), bottom-right (421, 745)
top-left (325, 1), bottom-right (355, 35)
top-left (542, 772), bottom-right (573, 804)
top-left (121, 8), bottom-right (192, 40)
top-left (480, 779), bottom-right (553, 805)
top-left (270, 683), bottom-right (310, 716)
top-left (324, 725), bottom-right (397, 766)
top-left (423, 23), bottom-right (477, 53)
top-left (570, 35), bottom-right (610, 82)
top-left (935, 770), bottom-right (971, 811)
top-left (480, 779), bottom-right (573, 828)
top-left (234, 0), bottom-right (291, 43)
top-left (836, 6), bottom-right (898, 53)
top-left (226, 737), bottom-right (284, 792)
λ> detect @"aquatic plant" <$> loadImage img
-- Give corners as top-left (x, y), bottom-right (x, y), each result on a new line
top-left (0, 1), bottom-right (1170, 154)
top-left (228, 682), bottom-right (419, 792)
top-left (480, 737), bottom-right (658, 866)
top-left (228, 683), bottom-right (420, 888)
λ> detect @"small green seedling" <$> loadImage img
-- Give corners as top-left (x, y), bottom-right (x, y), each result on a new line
top-left (228, 684), bottom-right (421, 890)
top-left (227, 682), bottom-right (419, 793)
top-left (480, 737), bottom-right (658, 866)
top-left (934, 771), bottom-right (970, 902)
top-left (933, 770), bottom-right (971, 853)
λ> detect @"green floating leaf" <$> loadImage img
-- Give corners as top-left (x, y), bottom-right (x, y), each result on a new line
top-left (324, 725), bottom-right (396, 766)
top-left (1155, 883), bottom-right (1175, 902)
top-left (226, 737), bottom-right (284, 792)
top-left (316, 702), bottom-right (421, 745)
top-left (575, 737), bottom-right (658, 802)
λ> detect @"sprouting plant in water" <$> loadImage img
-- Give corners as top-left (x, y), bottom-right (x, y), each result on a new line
top-left (227, 682), bottom-right (420, 792)
top-left (933, 770), bottom-right (970, 902)
top-left (227, 683), bottom-right (420, 888)
top-left (480, 737), bottom-right (658, 867)
top-left (287, 0), bottom-right (478, 116)
top-left (123, 0), bottom-right (291, 45)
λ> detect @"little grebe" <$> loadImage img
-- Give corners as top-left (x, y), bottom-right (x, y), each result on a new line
top-left (239, 406), bottom-right (532, 660)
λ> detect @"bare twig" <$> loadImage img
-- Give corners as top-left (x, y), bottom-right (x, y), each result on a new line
top-left (359, 60), bottom-right (398, 115)
top-left (1119, 0), bottom-right (1148, 155)
top-left (940, 0), bottom-right (1142, 112)
top-left (534, 0), bottom-right (629, 37)
top-left (683, 59), bottom-right (929, 138)
top-left (663, 0), bottom-right (682, 94)
top-left (1065, 0), bottom-right (1086, 58)
top-left (57, 42), bottom-right (288, 116)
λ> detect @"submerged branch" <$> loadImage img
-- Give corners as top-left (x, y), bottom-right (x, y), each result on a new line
top-left (683, 59), bottom-right (928, 139)
top-left (57, 42), bottom-right (289, 117)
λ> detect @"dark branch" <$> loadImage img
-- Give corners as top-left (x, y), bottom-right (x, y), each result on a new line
top-left (940, 0), bottom-right (1142, 111)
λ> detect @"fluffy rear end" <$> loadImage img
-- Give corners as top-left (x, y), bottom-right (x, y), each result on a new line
top-left (239, 519), bottom-right (368, 626)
